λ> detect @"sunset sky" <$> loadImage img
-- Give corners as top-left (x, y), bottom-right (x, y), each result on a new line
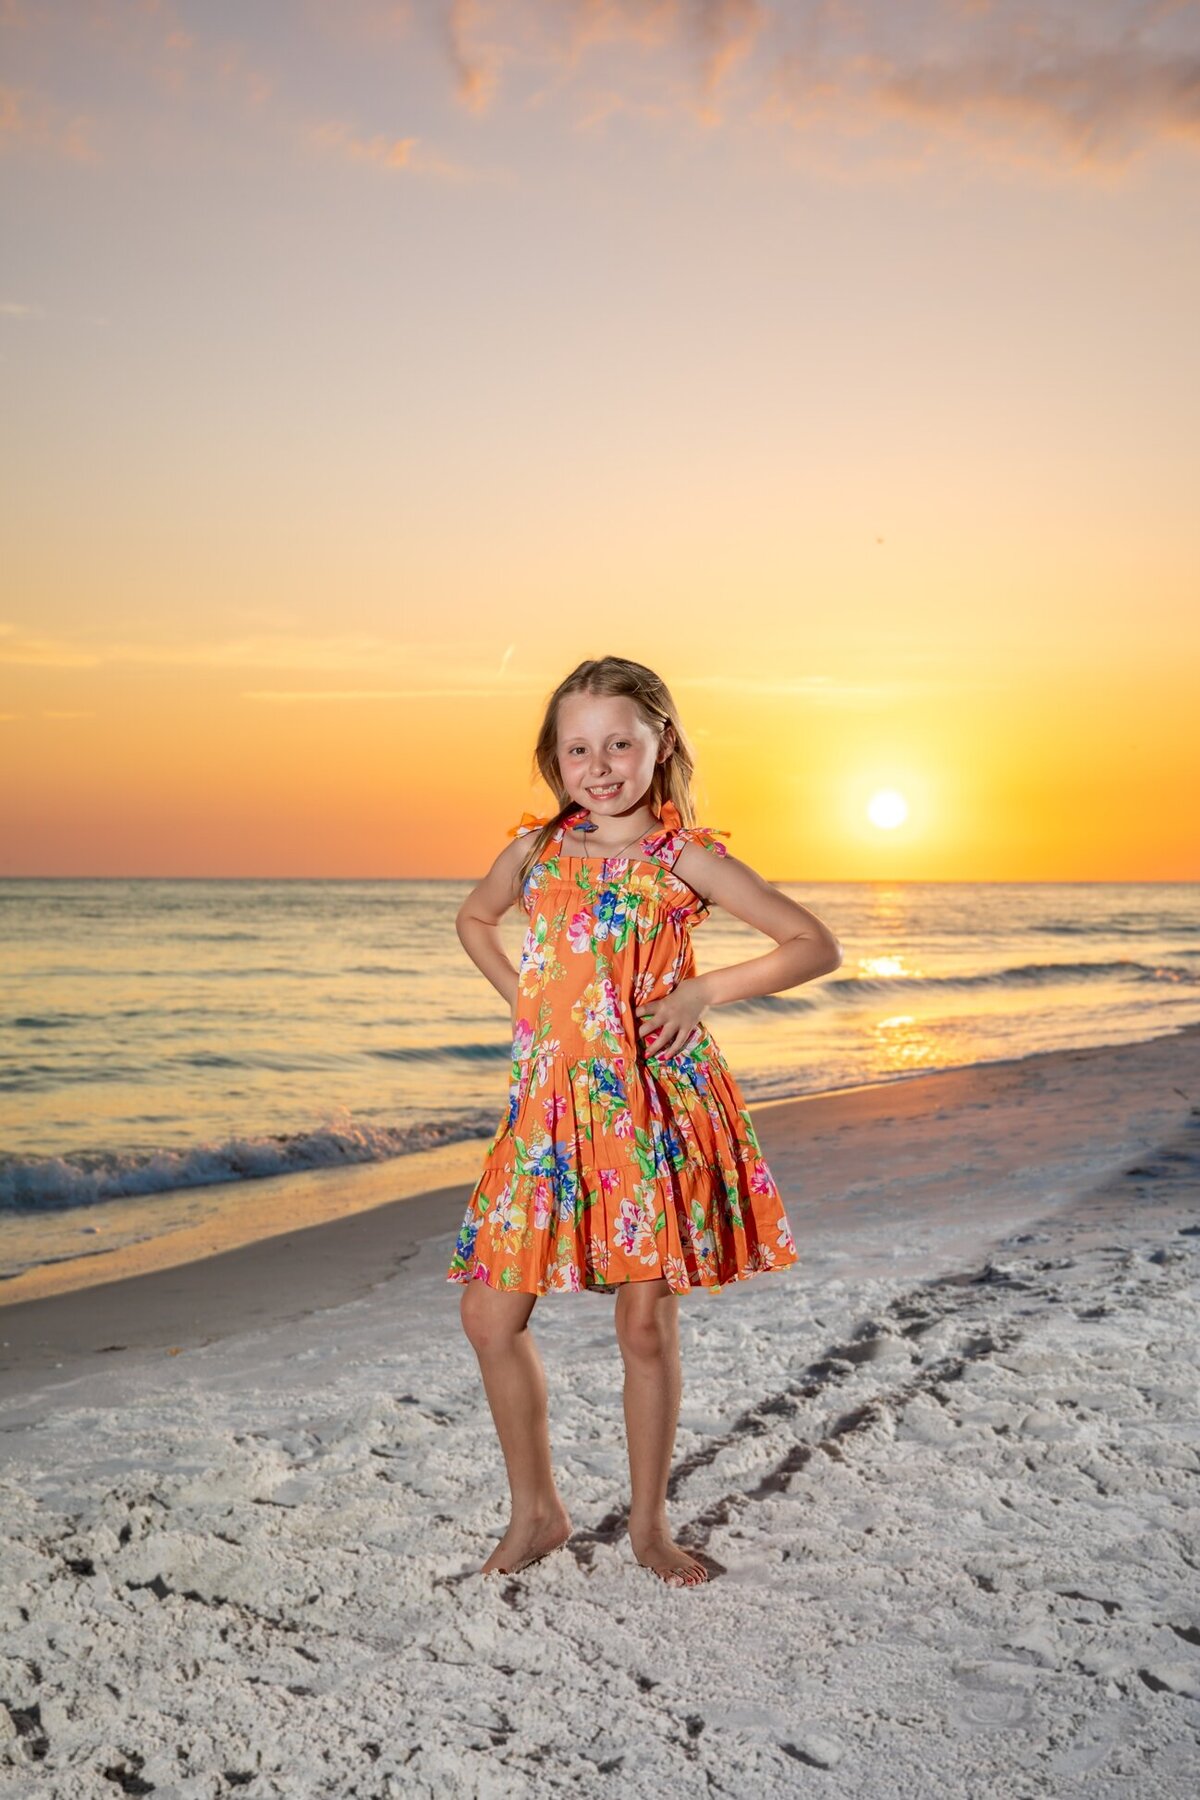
top-left (2, 0), bottom-right (1197, 882)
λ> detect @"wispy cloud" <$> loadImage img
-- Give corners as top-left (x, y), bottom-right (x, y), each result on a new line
top-left (312, 121), bottom-right (419, 169)
top-left (446, 0), bottom-right (502, 114)
top-left (675, 671), bottom-right (928, 706)
top-left (0, 709), bottom-right (97, 721)
top-left (0, 624), bottom-right (102, 668)
top-left (309, 119), bottom-right (481, 180)
top-left (0, 621), bottom-right (993, 711)
top-left (763, 16), bottom-right (1200, 176)
top-left (0, 1), bottom-right (271, 169)
top-left (0, 81), bottom-right (98, 163)
top-left (224, 675), bottom-right (956, 709)
top-left (0, 298), bottom-right (44, 316)
top-left (77, 0), bottom-right (275, 113)
top-left (0, 625), bottom-right (420, 672)
top-left (4, 1), bottom-right (1196, 186)
top-left (443, 0), bottom-right (768, 126)
top-left (242, 685), bottom-right (544, 701)
top-left (435, 0), bottom-right (1200, 173)
top-left (2, 3), bottom-right (468, 181)
top-left (0, 623), bottom-right (541, 689)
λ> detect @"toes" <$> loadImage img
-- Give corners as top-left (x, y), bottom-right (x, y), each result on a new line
top-left (656, 1561), bottom-right (705, 1587)
top-left (634, 1536), bottom-right (711, 1587)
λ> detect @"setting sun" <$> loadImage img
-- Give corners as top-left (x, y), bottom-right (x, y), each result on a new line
top-left (868, 790), bottom-right (909, 831)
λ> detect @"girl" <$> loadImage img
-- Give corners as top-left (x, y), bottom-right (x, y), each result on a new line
top-left (447, 656), bottom-right (843, 1588)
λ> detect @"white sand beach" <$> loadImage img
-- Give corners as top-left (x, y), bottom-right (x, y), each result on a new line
top-left (2, 1026), bottom-right (1199, 1796)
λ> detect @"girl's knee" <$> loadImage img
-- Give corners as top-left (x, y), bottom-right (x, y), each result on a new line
top-left (460, 1281), bottom-right (533, 1354)
top-left (615, 1290), bottom-right (676, 1363)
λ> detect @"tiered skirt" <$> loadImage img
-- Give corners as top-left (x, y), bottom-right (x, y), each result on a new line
top-left (447, 1027), bottom-right (798, 1295)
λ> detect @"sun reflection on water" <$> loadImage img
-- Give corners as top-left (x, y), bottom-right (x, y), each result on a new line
top-left (872, 1012), bottom-right (940, 1072)
top-left (858, 955), bottom-right (914, 980)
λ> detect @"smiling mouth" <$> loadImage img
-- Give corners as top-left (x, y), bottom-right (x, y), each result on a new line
top-left (587, 784), bottom-right (623, 799)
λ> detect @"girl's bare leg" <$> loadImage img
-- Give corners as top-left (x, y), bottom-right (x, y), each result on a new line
top-left (459, 1281), bottom-right (572, 1574)
top-left (614, 1279), bottom-right (708, 1587)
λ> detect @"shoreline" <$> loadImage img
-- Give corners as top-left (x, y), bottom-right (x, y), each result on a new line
top-left (2, 1022), bottom-right (1197, 1408)
top-left (4, 1017), bottom-right (1193, 1309)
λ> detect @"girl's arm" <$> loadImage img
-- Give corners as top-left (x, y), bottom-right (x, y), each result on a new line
top-left (635, 845), bottom-right (841, 1057)
top-left (675, 842), bottom-right (843, 1007)
top-left (455, 836), bottom-right (528, 1011)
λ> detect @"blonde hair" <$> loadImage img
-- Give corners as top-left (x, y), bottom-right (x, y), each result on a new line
top-left (515, 655), bottom-right (699, 891)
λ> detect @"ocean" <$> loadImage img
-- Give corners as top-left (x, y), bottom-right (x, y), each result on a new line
top-left (2, 877), bottom-right (1198, 1284)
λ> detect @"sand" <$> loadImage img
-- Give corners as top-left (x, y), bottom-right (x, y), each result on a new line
top-left (2, 1026), bottom-right (1199, 1796)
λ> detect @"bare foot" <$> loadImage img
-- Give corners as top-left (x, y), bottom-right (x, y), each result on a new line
top-left (481, 1502), bottom-right (572, 1576)
top-left (630, 1526), bottom-right (709, 1588)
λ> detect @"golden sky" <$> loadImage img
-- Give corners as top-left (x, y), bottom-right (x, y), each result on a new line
top-left (2, 1), bottom-right (1197, 880)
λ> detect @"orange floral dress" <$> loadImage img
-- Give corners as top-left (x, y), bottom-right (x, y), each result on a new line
top-left (446, 803), bottom-right (798, 1296)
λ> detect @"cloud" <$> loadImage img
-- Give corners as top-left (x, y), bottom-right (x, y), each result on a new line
top-left (0, 627), bottom-right (103, 668)
top-left (0, 298), bottom-right (44, 317)
top-left (0, 0), bottom-right (274, 168)
top-left (312, 120), bottom-right (420, 169)
top-left (0, 627), bottom-right (422, 671)
top-left (78, 0), bottom-right (275, 112)
top-left (2, 2), bottom-right (468, 181)
top-left (5, 0), bottom-right (1197, 186)
top-left (242, 686), bottom-right (544, 701)
top-left (442, 0), bottom-right (768, 125)
top-left (0, 622), bottom-right (983, 711)
top-left (694, 0), bottom-right (768, 117)
top-left (446, 0), bottom-right (502, 113)
top-left (0, 82), bottom-right (98, 163)
top-left (434, 0), bottom-right (1200, 172)
top-left (309, 119), bottom-right (476, 179)
top-left (0, 624), bottom-right (543, 690)
top-left (890, 42), bottom-right (1200, 168)
top-left (675, 670), bottom-right (927, 707)
top-left (764, 17), bottom-right (1200, 175)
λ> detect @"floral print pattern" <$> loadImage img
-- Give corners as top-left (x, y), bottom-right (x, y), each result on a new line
top-left (447, 806), bottom-right (799, 1296)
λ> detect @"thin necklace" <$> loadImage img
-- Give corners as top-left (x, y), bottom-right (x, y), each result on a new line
top-left (567, 810), bottom-right (659, 860)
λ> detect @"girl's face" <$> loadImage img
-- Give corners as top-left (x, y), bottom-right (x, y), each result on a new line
top-left (555, 692), bottom-right (672, 819)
